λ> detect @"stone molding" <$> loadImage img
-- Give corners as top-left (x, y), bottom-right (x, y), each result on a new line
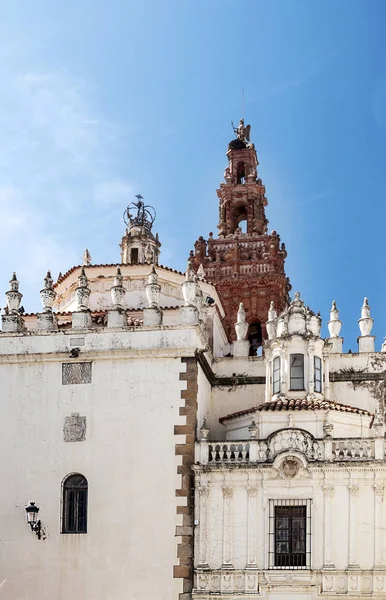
top-left (174, 357), bottom-right (199, 600)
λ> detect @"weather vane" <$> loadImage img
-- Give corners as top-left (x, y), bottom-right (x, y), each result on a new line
top-left (123, 194), bottom-right (156, 231)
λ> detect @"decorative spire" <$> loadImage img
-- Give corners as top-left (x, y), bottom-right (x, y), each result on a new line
top-left (75, 267), bottom-right (91, 311)
top-left (197, 263), bottom-right (206, 281)
top-left (358, 297), bottom-right (374, 337)
top-left (200, 417), bottom-right (210, 440)
top-left (266, 301), bottom-right (277, 340)
top-left (110, 266), bottom-right (126, 309)
top-left (328, 300), bottom-right (342, 338)
top-left (82, 249), bottom-right (92, 266)
top-left (40, 270), bottom-right (57, 313)
top-left (145, 265), bottom-right (161, 309)
top-left (182, 262), bottom-right (198, 307)
top-left (121, 195), bottom-right (161, 265)
top-left (268, 301), bottom-right (276, 322)
top-left (5, 272), bottom-right (23, 314)
top-left (123, 195), bottom-right (156, 231)
top-left (235, 302), bottom-right (249, 341)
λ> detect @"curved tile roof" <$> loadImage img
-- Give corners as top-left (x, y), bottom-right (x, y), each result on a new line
top-left (219, 397), bottom-right (372, 424)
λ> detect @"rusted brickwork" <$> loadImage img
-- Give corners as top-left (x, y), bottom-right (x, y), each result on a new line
top-left (174, 357), bottom-right (198, 600)
top-left (190, 126), bottom-right (291, 348)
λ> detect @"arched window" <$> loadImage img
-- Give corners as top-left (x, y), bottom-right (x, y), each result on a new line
top-left (272, 357), bottom-right (281, 394)
top-left (248, 321), bottom-right (262, 356)
top-left (236, 162), bottom-right (246, 184)
top-left (290, 354), bottom-right (305, 391)
top-left (62, 473), bottom-right (88, 534)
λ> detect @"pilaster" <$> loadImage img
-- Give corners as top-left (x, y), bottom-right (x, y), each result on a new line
top-left (221, 486), bottom-right (234, 569)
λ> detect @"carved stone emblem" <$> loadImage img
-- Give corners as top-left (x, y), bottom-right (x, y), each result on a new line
top-left (281, 457), bottom-right (300, 478)
top-left (64, 413), bottom-right (86, 442)
top-left (62, 362), bottom-right (92, 385)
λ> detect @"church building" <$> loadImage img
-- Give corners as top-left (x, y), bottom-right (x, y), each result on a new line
top-left (0, 121), bottom-right (385, 600)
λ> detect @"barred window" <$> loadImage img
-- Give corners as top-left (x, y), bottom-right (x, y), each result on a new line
top-left (290, 354), bottom-right (304, 390)
top-left (272, 357), bottom-right (281, 394)
top-left (62, 474), bottom-right (88, 534)
top-left (314, 356), bottom-right (322, 393)
top-left (269, 499), bottom-right (311, 569)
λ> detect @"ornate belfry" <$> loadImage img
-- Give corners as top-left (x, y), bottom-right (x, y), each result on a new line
top-left (120, 194), bottom-right (161, 265)
top-left (190, 120), bottom-right (291, 352)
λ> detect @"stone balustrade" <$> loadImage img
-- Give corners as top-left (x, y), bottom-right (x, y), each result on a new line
top-left (196, 433), bottom-right (383, 465)
top-left (332, 438), bottom-right (374, 460)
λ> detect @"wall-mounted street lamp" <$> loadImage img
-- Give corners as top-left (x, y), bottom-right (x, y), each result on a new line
top-left (25, 502), bottom-right (45, 540)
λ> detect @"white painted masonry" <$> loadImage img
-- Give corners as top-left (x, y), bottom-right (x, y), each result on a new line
top-left (1, 264), bottom-right (386, 600)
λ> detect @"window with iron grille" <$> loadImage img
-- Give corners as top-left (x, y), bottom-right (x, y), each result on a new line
top-left (290, 354), bottom-right (304, 390)
top-left (62, 474), bottom-right (88, 534)
top-left (314, 356), bottom-right (322, 393)
top-left (269, 499), bottom-right (311, 569)
top-left (272, 357), bottom-right (281, 394)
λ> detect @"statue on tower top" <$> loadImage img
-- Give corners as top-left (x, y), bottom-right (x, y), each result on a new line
top-left (231, 118), bottom-right (251, 143)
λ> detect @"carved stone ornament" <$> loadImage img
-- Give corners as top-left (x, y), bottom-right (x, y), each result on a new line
top-left (63, 412), bottom-right (86, 442)
top-left (280, 457), bottom-right (300, 479)
top-left (5, 272), bottom-right (23, 314)
top-left (40, 270), bottom-right (57, 313)
top-left (234, 302), bottom-right (249, 341)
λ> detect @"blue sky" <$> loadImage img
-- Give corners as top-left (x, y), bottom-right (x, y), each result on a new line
top-left (0, 0), bottom-right (385, 350)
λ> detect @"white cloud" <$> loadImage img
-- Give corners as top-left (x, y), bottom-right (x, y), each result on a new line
top-left (93, 180), bottom-right (134, 206)
top-left (0, 63), bottom-right (133, 311)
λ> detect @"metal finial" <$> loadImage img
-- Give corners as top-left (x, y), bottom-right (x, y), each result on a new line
top-left (123, 195), bottom-right (156, 231)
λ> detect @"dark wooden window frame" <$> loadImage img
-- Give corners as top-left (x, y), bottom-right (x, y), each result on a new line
top-left (269, 499), bottom-right (311, 569)
top-left (272, 356), bottom-right (281, 394)
top-left (290, 354), bottom-right (305, 391)
top-left (62, 473), bottom-right (88, 534)
top-left (314, 356), bottom-right (322, 393)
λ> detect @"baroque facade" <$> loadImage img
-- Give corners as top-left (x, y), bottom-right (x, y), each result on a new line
top-left (0, 122), bottom-right (386, 600)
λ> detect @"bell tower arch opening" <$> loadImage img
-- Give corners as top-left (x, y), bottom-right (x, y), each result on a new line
top-left (248, 319), bottom-right (263, 356)
top-left (236, 161), bottom-right (246, 184)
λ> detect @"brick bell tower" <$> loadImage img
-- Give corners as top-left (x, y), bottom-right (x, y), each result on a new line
top-left (190, 119), bottom-right (291, 354)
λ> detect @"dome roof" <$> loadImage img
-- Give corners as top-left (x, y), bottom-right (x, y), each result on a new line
top-left (267, 292), bottom-right (321, 339)
top-left (228, 138), bottom-right (247, 150)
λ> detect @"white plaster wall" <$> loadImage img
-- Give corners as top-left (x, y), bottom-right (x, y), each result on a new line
top-left (195, 465), bottom-right (386, 579)
top-left (0, 327), bottom-right (203, 600)
top-left (223, 410), bottom-right (373, 441)
top-left (209, 384), bottom-right (265, 440)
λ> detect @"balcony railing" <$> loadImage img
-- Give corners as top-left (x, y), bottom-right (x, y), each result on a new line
top-left (196, 434), bottom-right (383, 465)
